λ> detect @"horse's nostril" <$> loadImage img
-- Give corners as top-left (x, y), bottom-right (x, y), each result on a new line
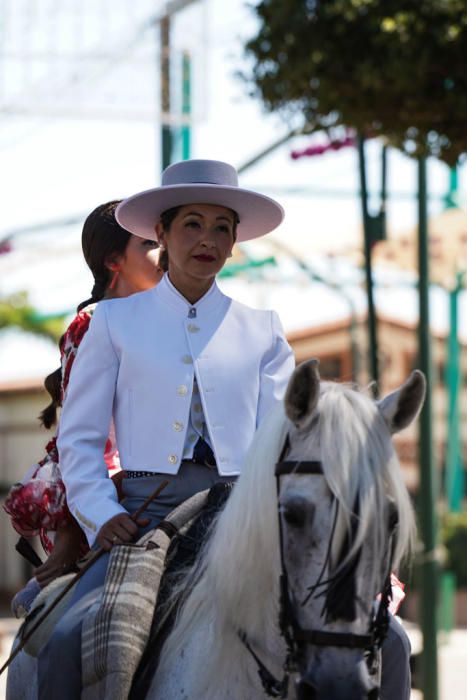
top-left (295, 676), bottom-right (317, 700)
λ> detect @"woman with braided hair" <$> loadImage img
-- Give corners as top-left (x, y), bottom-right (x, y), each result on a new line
top-left (4, 200), bottom-right (166, 602)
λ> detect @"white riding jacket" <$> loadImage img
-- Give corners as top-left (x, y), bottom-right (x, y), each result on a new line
top-left (57, 275), bottom-right (295, 545)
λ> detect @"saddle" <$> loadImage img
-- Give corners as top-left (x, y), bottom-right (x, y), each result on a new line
top-left (130, 481), bottom-right (234, 698)
top-left (81, 481), bottom-right (234, 700)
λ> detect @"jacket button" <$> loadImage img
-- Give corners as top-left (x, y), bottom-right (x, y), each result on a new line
top-left (168, 454), bottom-right (178, 465)
top-left (193, 403), bottom-right (202, 413)
top-left (177, 385), bottom-right (188, 396)
top-left (173, 421), bottom-right (184, 432)
top-left (187, 324), bottom-right (200, 333)
top-left (182, 355), bottom-right (193, 364)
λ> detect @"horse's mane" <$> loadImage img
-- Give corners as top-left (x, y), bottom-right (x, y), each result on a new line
top-left (317, 382), bottom-right (416, 574)
top-left (158, 382), bottom-right (415, 694)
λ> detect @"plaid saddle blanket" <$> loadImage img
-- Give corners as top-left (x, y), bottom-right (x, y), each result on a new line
top-left (81, 489), bottom-right (210, 700)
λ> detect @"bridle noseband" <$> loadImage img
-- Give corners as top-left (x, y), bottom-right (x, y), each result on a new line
top-left (238, 437), bottom-right (394, 699)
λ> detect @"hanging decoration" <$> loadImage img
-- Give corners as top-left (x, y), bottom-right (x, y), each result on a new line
top-left (291, 133), bottom-right (355, 160)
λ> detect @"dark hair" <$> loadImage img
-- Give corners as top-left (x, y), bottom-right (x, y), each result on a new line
top-left (158, 246), bottom-right (169, 272)
top-left (39, 201), bottom-right (132, 427)
top-left (160, 206), bottom-right (182, 232)
top-left (77, 200), bottom-right (132, 312)
top-left (38, 366), bottom-right (63, 428)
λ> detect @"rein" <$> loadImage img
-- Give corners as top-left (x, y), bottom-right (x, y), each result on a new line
top-left (238, 437), bottom-right (394, 699)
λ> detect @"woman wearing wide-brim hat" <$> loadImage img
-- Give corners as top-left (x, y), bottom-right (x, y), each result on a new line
top-left (38, 160), bottom-right (295, 697)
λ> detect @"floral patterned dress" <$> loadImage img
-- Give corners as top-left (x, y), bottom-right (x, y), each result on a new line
top-left (3, 305), bottom-right (120, 554)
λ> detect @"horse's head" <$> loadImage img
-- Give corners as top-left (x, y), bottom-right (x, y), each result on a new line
top-left (279, 360), bottom-right (425, 700)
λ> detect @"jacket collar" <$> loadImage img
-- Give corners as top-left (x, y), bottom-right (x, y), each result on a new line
top-left (155, 273), bottom-right (225, 317)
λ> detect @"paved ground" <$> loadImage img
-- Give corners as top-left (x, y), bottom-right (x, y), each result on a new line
top-left (408, 624), bottom-right (467, 700)
top-left (0, 616), bottom-right (465, 698)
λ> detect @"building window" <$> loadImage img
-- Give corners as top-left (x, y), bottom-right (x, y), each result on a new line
top-left (316, 352), bottom-right (352, 381)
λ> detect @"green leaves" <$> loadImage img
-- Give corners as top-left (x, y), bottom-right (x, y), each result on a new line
top-left (0, 293), bottom-right (66, 342)
top-left (442, 513), bottom-right (467, 587)
top-left (245, 0), bottom-right (467, 164)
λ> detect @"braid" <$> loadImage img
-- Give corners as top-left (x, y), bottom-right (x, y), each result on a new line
top-left (38, 367), bottom-right (62, 428)
top-left (76, 276), bottom-right (107, 312)
top-left (78, 200), bottom-right (131, 312)
top-left (39, 202), bottom-right (131, 424)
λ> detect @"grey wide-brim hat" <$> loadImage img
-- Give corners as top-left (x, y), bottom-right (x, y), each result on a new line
top-left (115, 159), bottom-right (284, 243)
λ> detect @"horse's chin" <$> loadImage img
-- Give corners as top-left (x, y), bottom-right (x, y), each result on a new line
top-left (294, 657), bottom-right (379, 700)
top-left (295, 680), bottom-right (378, 700)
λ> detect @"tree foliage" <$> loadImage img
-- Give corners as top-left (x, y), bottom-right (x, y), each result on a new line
top-left (442, 512), bottom-right (467, 587)
top-left (0, 293), bottom-right (65, 342)
top-left (245, 0), bottom-right (467, 165)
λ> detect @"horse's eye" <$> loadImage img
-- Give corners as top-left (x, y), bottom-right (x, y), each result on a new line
top-left (282, 497), bottom-right (309, 528)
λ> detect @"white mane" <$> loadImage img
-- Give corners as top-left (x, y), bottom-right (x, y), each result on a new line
top-left (158, 382), bottom-right (415, 695)
top-left (316, 382), bottom-right (416, 572)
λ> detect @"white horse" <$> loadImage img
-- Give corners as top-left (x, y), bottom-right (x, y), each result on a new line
top-left (143, 360), bottom-right (424, 699)
top-left (7, 360), bottom-right (424, 699)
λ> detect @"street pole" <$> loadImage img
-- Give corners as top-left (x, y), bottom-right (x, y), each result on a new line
top-left (158, 0), bottom-right (199, 171)
top-left (445, 271), bottom-right (465, 512)
top-left (357, 134), bottom-right (379, 396)
top-left (417, 155), bottom-right (439, 700)
top-left (380, 144), bottom-right (387, 240)
top-left (181, 50), bottom-right (191, 160)
top-left (268, 238), bottom-right (360, 383)
top-left (160, 13), bottom-right (172, 170)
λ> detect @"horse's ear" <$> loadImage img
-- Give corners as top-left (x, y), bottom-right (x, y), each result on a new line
top-left (377, 370), bottom-right (426, 434)
top-left (285, 359), bottom-right (320, 429)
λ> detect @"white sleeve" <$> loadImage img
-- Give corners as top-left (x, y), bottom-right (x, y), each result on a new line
top-left (257, 311), bottom-right (295, 427)
top-left (57, 302), bottom-right (127, 545)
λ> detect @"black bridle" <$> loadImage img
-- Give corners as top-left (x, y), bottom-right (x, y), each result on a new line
top-left (239, 438), bottom-right (394, 699)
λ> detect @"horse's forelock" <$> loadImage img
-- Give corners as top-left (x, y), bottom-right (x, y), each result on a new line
top-left (317, 382), bottom-right (415, 580)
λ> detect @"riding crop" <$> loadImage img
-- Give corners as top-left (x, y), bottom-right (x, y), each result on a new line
top-left (0, 478), bottom-right (169, 676)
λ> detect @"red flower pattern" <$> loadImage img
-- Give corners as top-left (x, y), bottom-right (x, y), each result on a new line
top-left (66, 311), bottom-right (91, 349)
top-left (3, 305), bottom-right (121, 553)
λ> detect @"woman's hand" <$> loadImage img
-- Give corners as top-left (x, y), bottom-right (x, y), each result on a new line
top-left (35, 519), bottom-right (86, 588)
top-left (96, 513), bottom-right (149, 551)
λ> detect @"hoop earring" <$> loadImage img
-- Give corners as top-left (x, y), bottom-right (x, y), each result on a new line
top-left (109, 269), bottom-right (119, 290)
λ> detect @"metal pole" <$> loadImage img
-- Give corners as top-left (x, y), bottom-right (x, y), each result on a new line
top-left (380, 144), bottom-right (387, 240)
top-left (357, 134), bottom-right (379, 396)
top-left (181, 50), bottom-right (191, 160)
top-left (267, 238), bottom-right (360, 382)
top-left (160, 14), bottom-right (172, 170)
top-left (445, 272), bottom-right (465, 512)
top-left (237, 130), bottom-right (302, 174)
top-left (417, 155), bottom-right (439, 700)
top-left (444, 166), bottom-right (458, 210)
top-left (158, 0), bottom-right (199, 170)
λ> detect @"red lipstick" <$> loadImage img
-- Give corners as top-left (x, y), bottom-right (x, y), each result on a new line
top-left (193, 254), bottom-right (216, 262)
